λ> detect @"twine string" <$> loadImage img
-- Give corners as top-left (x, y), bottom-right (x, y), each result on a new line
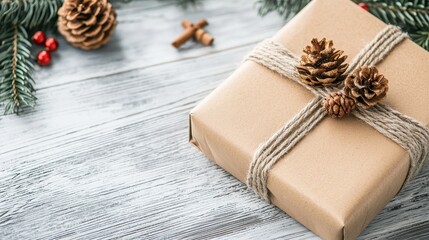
top-left (245, 25), bottom-right (429, 202)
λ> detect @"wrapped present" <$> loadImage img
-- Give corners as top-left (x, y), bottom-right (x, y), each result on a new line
top-left (189, 0), bottom-right (429, 239)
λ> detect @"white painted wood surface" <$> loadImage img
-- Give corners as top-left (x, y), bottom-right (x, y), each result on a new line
top-left (1, 0), bottom-right (428, 239)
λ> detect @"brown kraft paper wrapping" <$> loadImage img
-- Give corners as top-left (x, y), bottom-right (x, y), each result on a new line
top-left (189, 0), bottom-right (429, 239)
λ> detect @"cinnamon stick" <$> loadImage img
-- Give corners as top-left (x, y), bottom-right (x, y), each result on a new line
top-left (194, 28), bottom-right (214, 46)
top-left (181, 19), bottom-right (208, 29)
top-left (172, 19), bottom-right (214, 48)
top-left (172, 27), bottom-right (196, 48)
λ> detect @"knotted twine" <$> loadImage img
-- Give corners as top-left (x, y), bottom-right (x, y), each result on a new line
top-left (245, 25), bottom-right (429, 202)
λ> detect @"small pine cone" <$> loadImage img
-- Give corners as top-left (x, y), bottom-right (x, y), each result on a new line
top-left (58, 0), bottom-right (117, 50)
top-left (297, 38), bottom-right (348, 87)
top-left (343, 66), bottom-right (388, 108)
top-left (322, 92), bottom-right (356, 118)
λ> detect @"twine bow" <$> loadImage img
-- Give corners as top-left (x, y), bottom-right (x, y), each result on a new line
top-left (245, 25), bottom-right (429, 202)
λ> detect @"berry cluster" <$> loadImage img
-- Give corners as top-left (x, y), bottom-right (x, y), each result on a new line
top-left (32, 31), bottom-right (59, 66)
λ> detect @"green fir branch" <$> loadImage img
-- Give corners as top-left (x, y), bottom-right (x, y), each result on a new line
top-left (256, 0), bottom-right (429, 50)
top-left (157, 0), bottom-right (202, 9)
top-left (256, 0), bottom-right (311, 19)
top-left (361, 0), bottom-right (429, 29)
top-left (360, 0), bottom-right (429, 50)
top-left (0, 24), bottom-right (36, 114)
top-left (0, 0), bottom-right (63, 32)
top-left (174, 0), bottom-right (201, 9)
top-left (410, 30), bottom-right (429, 50)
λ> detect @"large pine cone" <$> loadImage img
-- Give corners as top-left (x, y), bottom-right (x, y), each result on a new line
top-left (343, 66), bottom-right (388, 108)
top-left (297, 38), bottom-right (348, 87)
top-left (322, 92), bottom-right (356, 118)
top-left (58, 0), bottom-right (117, 50)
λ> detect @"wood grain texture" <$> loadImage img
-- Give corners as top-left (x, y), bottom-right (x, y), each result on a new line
top-left (0, 0), bottom-right (427, 239)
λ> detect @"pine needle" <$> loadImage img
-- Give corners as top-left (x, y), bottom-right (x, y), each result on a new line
top-left (0, 24), bottom-right (36, 114)
top-left (256, 0), bottom-right (311, 19)
top-left (256, 0), bottom-right (429, 51)
top-left (362, 0), bottom-right (429, 50)
top-left (11, 25), bottom-right (20, 110)
top-left (0, 0), bottom-right (63, 32)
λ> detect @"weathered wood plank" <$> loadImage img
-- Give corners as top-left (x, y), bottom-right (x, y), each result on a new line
top-left (0, 0), bottom-right (427, 239)
top-left (35, 0), bottom-right (285, 90)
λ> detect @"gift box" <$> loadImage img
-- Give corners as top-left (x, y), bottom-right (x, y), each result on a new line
top-left (189, 0), bottom-right (429, 239)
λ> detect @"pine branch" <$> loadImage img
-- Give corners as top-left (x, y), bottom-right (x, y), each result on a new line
top-left (0, 0), bottom-right (63, 32)
top-left (158, 0), bottom-right (202, 9)
top-left (0, 24), bottom-right (36, 114)
top-left (256, 0), bottom-right (429, 50)
top-left (410, 30), bottom-right (429, 50)
top-left (256, 0), bottom-right (311, 19)
top-left (360, 0), bottom-right (429, 29)
top-left (175, 0), bottom-right (201, 9)
top-left (359, 0), bottom-right (429, 50)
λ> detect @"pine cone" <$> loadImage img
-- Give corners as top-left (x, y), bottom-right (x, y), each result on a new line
top-left (297, 38), bottom-right (348, 87)
top-left (343, 66), bottom-right (388, 108)
top-left (58, 0), bottom-right (117, 50)
top-left (322, 92), bottom-right (356, 118)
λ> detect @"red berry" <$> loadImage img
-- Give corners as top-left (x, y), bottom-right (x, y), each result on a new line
top-left (358, 3), bottom-right (369, 11)
top-left (32, 31), bottom-right (46, 45)
top-left (37, 50), bottom-right (51, 66)
top-left (45, 38), bottom-right (59, 52)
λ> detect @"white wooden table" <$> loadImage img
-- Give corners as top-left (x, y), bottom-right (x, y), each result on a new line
top-left (1, 0), bottom-right (428, 239)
